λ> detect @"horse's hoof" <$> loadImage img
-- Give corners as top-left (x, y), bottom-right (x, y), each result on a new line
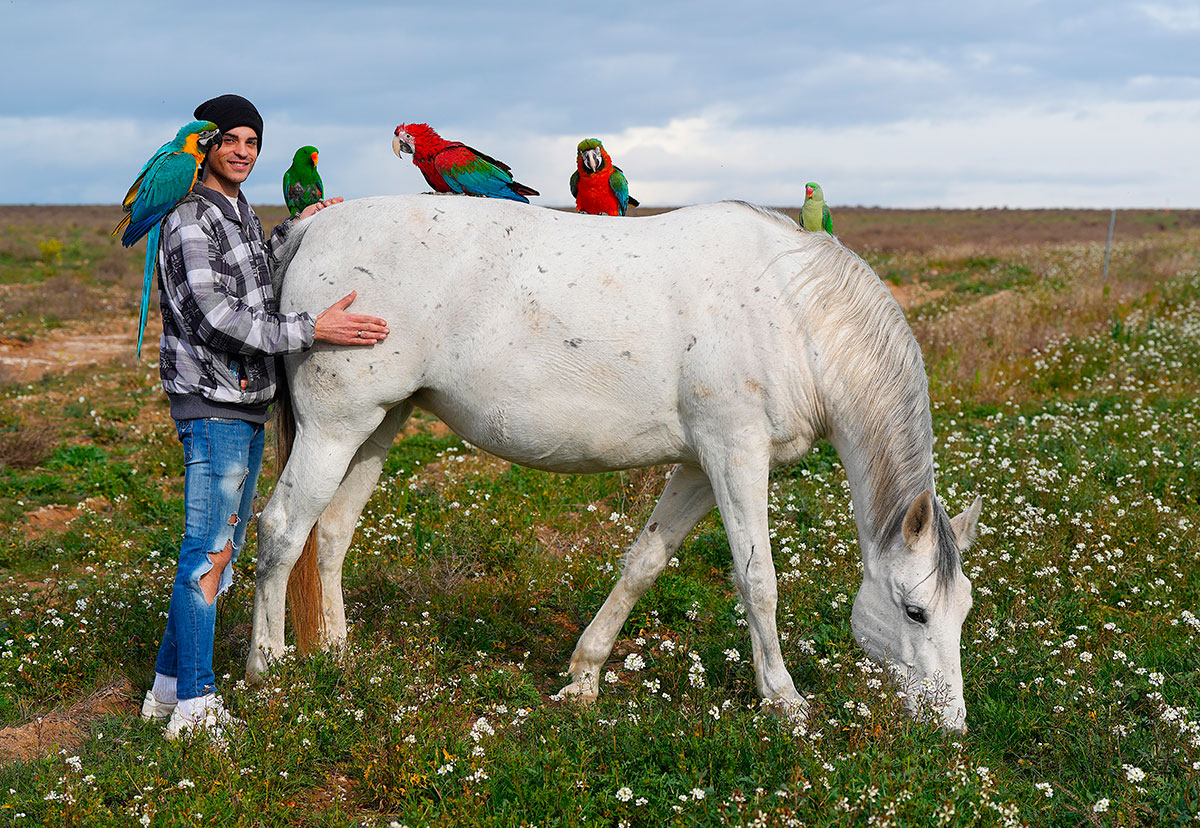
top-left (764, 695), bottom-right (810, 723)
top-left (551, 683), bottom-right (598, 704)
top-left (245, 650), bottom-right (270, 687)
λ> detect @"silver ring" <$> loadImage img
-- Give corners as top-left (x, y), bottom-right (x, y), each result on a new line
top-left (357, 330), bottom-right (363, 338)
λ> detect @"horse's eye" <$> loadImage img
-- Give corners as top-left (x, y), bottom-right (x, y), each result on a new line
top-left (905, 605), bottom-right (928, 624)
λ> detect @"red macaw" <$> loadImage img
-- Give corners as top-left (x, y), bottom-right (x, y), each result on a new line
top-left (391, 123), bottom-right (539, 203)
top-left (570, 138), bottom-right (639, 216)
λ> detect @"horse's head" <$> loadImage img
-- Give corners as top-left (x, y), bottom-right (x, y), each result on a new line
top-left (851, 490), bottom-right (981, 731)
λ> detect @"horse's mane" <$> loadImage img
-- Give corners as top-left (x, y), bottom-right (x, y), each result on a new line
top-left (783, 232), bottom-right (961, 592)
top-left (723, 200), bottom-right (799, 231)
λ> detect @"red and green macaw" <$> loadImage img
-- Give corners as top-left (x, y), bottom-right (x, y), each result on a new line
top-left (283, 145), bottom-right (324, 217)
top-left (800, 181), bottom-right (833, 234)
top-left (113, 119), bottom-right (219, 356)
top-left (391, 123), bottom-right (539, 202)
top-left (570, 138), bottom-right (639, 216)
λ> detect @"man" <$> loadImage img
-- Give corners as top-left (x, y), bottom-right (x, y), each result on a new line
top-left (139, 94), bottom-right (389, 740)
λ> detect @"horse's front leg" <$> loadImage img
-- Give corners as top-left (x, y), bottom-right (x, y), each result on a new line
top-left (559, 463), bottom-right (716, 700)
top-left (704, 442), bottom-right (807, 719)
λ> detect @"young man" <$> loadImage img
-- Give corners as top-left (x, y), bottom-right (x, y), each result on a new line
top-left (140, 94), bottom-right (389, 739)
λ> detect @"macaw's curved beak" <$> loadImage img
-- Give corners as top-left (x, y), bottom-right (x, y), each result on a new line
top-left (581, 147), bottom-right (603, 173)
top-left (311, 151), bottom-right (319, 167)
top-left (198, 128), bottom-right (220, 151)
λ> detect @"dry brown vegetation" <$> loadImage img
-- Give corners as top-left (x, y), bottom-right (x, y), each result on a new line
top-left (0, 679), bottom-right (136, 762)
top-left (0, 421), bottom-right (55, 469)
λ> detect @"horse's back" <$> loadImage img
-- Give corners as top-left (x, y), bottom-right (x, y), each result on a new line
top-left (281, 197), bottom-right (825, 471)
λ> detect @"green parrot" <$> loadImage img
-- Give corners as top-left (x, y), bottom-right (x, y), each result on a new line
top-left (800, 181), bottom-right (833, 234)
top-left (283, 145), bottom-right (324, 217)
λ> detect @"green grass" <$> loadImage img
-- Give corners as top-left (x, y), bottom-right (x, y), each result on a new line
top-left (0, 219), bottom-right (1198, 826)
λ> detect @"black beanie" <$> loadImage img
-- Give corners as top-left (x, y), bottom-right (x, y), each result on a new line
top-left (194, 94), bottom-right (263, 149)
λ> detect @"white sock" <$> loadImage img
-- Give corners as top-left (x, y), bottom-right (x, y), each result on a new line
top-left (152, 673), bottom-right (178, 704)
top-left (176, 693), bottom-right (215, 721)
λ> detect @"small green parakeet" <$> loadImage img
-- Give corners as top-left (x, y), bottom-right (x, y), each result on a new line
top-left (800, 181), bottom-right (833, 234)
top-left (283, 145), bottom-right (324, 217)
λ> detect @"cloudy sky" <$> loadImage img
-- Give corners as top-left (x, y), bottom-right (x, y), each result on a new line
top-left (2, 1), bottom-right (1198, 208)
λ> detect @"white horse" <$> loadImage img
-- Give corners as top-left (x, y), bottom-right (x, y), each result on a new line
top-left (247, 195), bottom-right (982, 730)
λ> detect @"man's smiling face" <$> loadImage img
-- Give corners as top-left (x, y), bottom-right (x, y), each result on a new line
top-left (204, 126), bottom-right (259, 190)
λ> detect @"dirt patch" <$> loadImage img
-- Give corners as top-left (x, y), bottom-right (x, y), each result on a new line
top-left (0, 679), bottom-right (137, 763)
top-left (300, 770), bottom-right (358, 810)
top-left (22, 497), bottom-right (111, 540)
top-left (400, 417), bottom-right (452, 439)
top-left (0, 316), bottom-right (160, 385)
top-left (887, 280), bottom-right (947, 310)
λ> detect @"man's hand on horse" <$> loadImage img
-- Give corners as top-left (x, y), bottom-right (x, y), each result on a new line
top-left (314, 291), bottom-right (390, 346)
top-left (297, 197), bottom-right (344, 221)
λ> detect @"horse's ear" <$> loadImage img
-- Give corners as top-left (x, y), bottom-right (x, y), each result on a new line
top-left (901, 489), bottom-right (934, 550)
top-left (950, 495), bottom-right (983, 552)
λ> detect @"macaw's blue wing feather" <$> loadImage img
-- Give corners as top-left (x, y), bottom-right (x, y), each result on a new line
top-left (610, 167), bottom-right (632, 215)
top-left (444, 158), bottom-right (531, 203)
top-left (135, 222), bottom-right (160, 358)
top-left (437, 146), bottom-right (533, 203)
top-left (120, 151), bottom-right (200, 246)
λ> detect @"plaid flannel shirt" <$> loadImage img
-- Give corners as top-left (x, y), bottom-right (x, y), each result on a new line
top-left (157, 183), bottom-right (315, 422)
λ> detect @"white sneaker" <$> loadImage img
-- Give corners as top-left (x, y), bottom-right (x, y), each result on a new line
top-left (140, 689), bottom-right (177, 721)
top-left (164, 694), bottom-right (241, 741)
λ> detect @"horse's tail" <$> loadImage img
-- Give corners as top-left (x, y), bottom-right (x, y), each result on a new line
top-left (274, 343), bottom-right (325, 655)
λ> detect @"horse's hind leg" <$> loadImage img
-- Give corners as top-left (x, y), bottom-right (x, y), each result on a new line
top-left (247, 409), bottom-right (387, 683)
top-left (311, 402), bottom-right (412, 647)
top-left (560, 463), bottom-right (716, 700)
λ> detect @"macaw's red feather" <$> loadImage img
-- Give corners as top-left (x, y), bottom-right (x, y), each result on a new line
top-left (402, 123), bottom-right (454, 191)
top-left (575, 167), bottom-right (622, 216)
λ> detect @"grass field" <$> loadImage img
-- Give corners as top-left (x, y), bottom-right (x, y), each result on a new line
top-left (0, 203), bottom-right (1197, 826)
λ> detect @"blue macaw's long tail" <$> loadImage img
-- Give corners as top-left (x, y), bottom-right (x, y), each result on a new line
top-left (135, 223), bottom-right (159, 358)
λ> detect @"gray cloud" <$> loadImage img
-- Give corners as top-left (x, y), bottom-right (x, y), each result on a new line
top-left (1, 1), bottom-right (1197, 207)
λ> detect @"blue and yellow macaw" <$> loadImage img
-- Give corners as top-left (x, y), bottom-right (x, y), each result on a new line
top-left (112, 119), bottom-right (219, 356)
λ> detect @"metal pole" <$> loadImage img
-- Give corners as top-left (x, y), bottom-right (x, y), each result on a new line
top-left (1102, 207), bottom-right (1116, 280)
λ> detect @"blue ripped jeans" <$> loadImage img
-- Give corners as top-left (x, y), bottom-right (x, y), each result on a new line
top-left (155, 417), bottom-right (264, 700)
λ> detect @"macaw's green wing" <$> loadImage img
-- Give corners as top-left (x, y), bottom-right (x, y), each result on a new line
top-left (822, 204), bottom-right (833, 234)
top-left (283, 167), bottom-right (298, 214)
top-left (442, 154), bottom-right (511, 190)
top-left (438, 151), bottom-right (526, 201)
top-left (610, 167), bottom-right (634, 215)
top-left (570, 169), bottom-right (579, 200)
